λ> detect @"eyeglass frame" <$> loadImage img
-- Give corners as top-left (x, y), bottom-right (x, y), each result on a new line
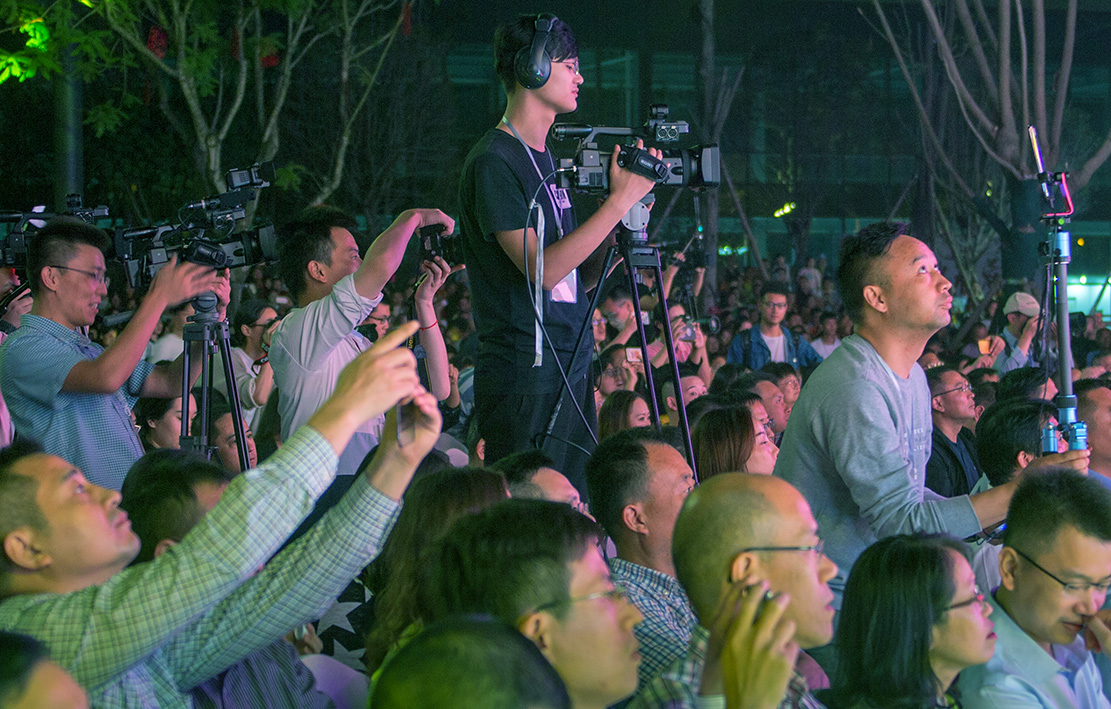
top-left (738, 539), bottom-right (825, 556)
top-left (1012, 547), bottom-right (1111, 594)
top-left (527, 584), bottom-right (629, 617)
top-left (945, 584), bottom-right (985, 611)
top-left (555, 59), bottom-right (580, 76)
top-left (48, 264), bottom-right (109, 286)
top-left (933, 383), bottom-right (972, 398)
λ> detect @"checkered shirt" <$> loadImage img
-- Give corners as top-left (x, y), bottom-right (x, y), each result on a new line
top-left (609, 557), bottom-right (696, 687)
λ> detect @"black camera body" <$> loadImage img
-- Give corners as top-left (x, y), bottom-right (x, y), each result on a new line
top-left (114, 163), bottom-right (279, 290)
top-left (0, 194), bottom-right (109, 272)
top-left (553, 105), bottom-right (720, 194)
top-left (417, 224), bottom-right (463, 266)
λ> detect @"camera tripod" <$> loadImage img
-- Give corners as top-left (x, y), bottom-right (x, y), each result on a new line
top-left (178, 291), bottom-right (252, 470)
top-left (557, 197), bottom-right (700, 480)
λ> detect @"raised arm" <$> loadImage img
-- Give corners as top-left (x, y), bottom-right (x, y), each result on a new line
top-left (413, 256), bottom-right (462, 401)
top-left (353, 209), bottom-right (455, 301)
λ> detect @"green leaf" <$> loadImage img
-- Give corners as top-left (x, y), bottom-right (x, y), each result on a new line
top-left (273, 162), bottom-right (306, 191)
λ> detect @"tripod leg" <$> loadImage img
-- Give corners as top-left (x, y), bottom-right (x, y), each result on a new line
top-left (217, 326), bottom-right (254, 471)
top-left (655, 270), bottom-right (698, 480)
top-left (623, 245), bottom-right (662, 429)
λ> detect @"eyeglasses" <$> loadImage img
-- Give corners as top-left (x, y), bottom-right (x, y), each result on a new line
top-left (1013, 547), bottom-right (1111, 594)
top-left (249, 318), bottom-right (279, 329)
top-left (762, 301), bottom-right (789, 310)
top-left (49, 264), bottom-right (108, 286)
top-left (528, 584), bottom-right (628, 616)
top-left (592, 318), bottom-right (606, 327)
top-left (556, 59), bottom-right (580, 76)
top-left (933, 383), bottom-right (972, 397)
top-left (740, 539), bottom-right (825, 556)
top-left (945, 585), bottom-right (985, 611)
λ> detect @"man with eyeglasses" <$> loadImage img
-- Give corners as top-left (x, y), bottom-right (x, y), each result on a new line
top-left (459, 14), bottom-right (659, 494)
top-left (960, 470), bottom-right (1111, 708)
top-left (426, 499), bottom-right (644, 709)
top-left (726, 282), bottom-right (823, 371)
top-left (925, 366), bottom-right (982, 497)
top-left (0, 217), bottom-right (230, 490)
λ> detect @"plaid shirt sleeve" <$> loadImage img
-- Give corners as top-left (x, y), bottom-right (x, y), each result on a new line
top-left (166, 472), bottom-right (401, 689)
top-left (0, 426), bottom-right (338, 691)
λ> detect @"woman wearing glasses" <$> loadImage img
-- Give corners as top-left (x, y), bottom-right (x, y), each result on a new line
top-left (821, 535), bottom-right (995, 708)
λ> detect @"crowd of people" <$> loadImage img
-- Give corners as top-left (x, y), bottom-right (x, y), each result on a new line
top-left (4, 11), bottom-right (1111, 709)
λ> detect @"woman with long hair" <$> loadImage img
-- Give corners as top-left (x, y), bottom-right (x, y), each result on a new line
top-left (821, 534), bottom-right (995, 708)
top-left (363, 467), bottom-right (509, 673)
top-left (133, 394), bottom-right (196, 453)
top-left (596, 389), bottom-right (651, 440)
top-left (692, 405), bottom-right (778, 478)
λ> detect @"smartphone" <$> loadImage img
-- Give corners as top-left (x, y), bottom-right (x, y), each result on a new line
top-left (625, 347), bottom-right (642, 363)
top-left (978, 338), bottom-right (991, 355)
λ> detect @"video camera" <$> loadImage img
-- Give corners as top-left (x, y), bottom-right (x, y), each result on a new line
top-left (552, 105), bottom-right (720, 194)
top-left (114, 163), bottom-right (279, 290)
top-left (0, 194), bottom-right (109, 272)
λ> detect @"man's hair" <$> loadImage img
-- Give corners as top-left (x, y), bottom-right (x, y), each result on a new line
top-left (1003, 469), bottom-right (1111, 557)
top-left (658, 362), bottom-right (703, 408)
top-left (373, 615), bottom-right (571, 709)
top-left (760, 361), bottom-right (799, 385)
top-left (490, 450), bottom-right (556, 499)
top-left (0, 440), bottom-right (48, 594)
top-left (277, 205), bottom-right (358, 300)
top-left (424, 499), bottom-right (600, 625)
top-left (820, 310), bottom-right (838, 323)
top-left (996, 367), bottom-right (1054, 402)
top-left (837, 221), bottom-right (906, 323)
top-left (972, 380), bottom-right (997, 413)
top-left (0, 631), bottom-right (47, 705)
top-left (120, 449), bottom-right (236, 564)
top-left (493, 15), bottom-right (578, 93)
top-left (924, 365), bottom-right (962, 396)
top-left (709, 363), bottom-right (747, 397)
top-left (976, 399), bottom-right (1055, 486)
top-left (585, 428), bottom-right (675, 541)
top-left (759, 281), bottom-right (790, 300)
top-left (26, 217), bottom-right (111, 295)
top-left (602, 286), bottom-right (633, 308)
top-left (966, 367), bottom-right (998, 388)
top-left (230, 297), bottom-right (274, 348)
top-left (826, 534), bottom-right (970, 709)
top-left (731, 371), bottom-right (778, 397)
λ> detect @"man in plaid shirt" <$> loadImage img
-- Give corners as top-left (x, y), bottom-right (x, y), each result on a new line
top-left (0, 323), bottom-right (437, 708)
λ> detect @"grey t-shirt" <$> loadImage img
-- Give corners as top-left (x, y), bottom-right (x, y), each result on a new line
top-left (774, 334), bottom-right (981, 604)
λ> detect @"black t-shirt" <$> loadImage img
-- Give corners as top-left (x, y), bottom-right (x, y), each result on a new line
top-left (459, 128), bottom-right (592, 393)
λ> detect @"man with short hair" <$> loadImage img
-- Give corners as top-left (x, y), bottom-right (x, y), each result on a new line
top-left (491, 449), bottom-right (588, 516)
top-left (0, 217), bottom-right (230, 490)
top-left (660, 366), bottom-right (708, 427)
top-left (925, 366), bottom-right (981, 497)
top-left (996, 366), bottom-right (1058, 403)
top-left (373, 616), bottom-right (571, 709)
top-left (0, 324), bottom-right (437, 706)
top-left (994, 291), bottom-right (1042, 374)
top-left (726, 283), bottom-right (822, 371)
top-left (601, 288), bottom-right (641, 349)
top-left (0, 631), bottom-right (88, 709)
top-left (1077, 379), bottom-right (1111, 492)
top-left (808, 311), bottom-right (840, 359)
top-left (734, 372), bottom-right (790, 438)
top-left (774, 222), bottom-right (1086, 611)
top-left (426, 499), bottom-right (644, 709)
top-left (960, 471), bottom-right (1111, 708)
top-left (631, 473), bottom-right (836, 708)
top-left (272, 204), bottom-right (454, 478)
top-left (585, 428), bottom-right (697, 687)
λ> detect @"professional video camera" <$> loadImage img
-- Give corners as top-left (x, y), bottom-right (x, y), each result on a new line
top-left (113, 163), bottom-right (279, 290)
top-left (552, 105), bottom-right (720, 193)
top-left (0, 194), bottom-right (109, 272)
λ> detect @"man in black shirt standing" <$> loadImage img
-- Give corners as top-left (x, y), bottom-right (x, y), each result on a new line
top-left (925, 365), bottom-right (981, 497)
top-left (458, 13), bottom-right (658, 492)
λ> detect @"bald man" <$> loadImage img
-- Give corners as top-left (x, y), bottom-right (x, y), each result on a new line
top-left (629, 474), bottom-right (836, 708)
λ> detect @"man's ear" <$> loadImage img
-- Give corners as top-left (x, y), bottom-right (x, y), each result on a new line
top-left (931, 395), bottom-right (945, 414)
top-left (998, 547), bottom-right (1019, 591)
top-left (38, 266), bottom-right (61, 295)
top-left (2, 528), bottom-right (52, 572)
top-left (666, 396), bottom-right (678, 413)
top-left (518, 611), bottom-right (555, 656)
top-left (306, 260), bottom-right (328, 285)
top-left (1016, 451), bottom-right (1034, 470)
top-left (862, 284), bottom-right (887, 313)
top-left (728, 551), bottom-right (759, 586)
top-left (240, 324), bottom-right (253, 341)
top-left (621, 503), bottom-right (649, 537)
top-left (152, 538), bottom-right (177, 559)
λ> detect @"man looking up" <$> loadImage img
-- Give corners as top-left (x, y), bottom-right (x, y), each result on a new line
top-left (959, 471), bottom-right (1111, 708)
top-left (0, 323), bottom-right (438, 706)
top-left (0, 217), bottom-right (230, 490)
top-left (459, 14), bottom-right (659, 492)
top-left (632, 473), bottom-right (837, 708)
top-left (426, 499), bottom-right (645, 709)
top-left (726, 282), bottom-right (822, 371)
top-left (272, 204), bottom-right (454, 477)
top-left (925, 366), bottom-right (981, 497)
top-left (585, 428), bottom-right (697, 688)
top-left (774, 222), bottom-right (1087, 610)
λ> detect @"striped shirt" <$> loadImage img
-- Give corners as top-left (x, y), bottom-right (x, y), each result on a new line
top-left (0, 427), bottom-right (401, 708)
top-left (0, 314), bottom-right (155, 490)
top-left (609, 557), bottom-right (696, 687)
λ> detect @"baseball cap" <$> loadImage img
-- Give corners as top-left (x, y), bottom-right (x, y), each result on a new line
top-left (1004, 292), bottom-right (1040, 318)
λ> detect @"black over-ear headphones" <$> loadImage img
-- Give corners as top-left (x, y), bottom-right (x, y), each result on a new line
top-left (513, 13), bottom-right (558, 90)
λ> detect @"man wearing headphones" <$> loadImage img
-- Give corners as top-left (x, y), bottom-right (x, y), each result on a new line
top-left (458, 14), bottom-right (659, 493)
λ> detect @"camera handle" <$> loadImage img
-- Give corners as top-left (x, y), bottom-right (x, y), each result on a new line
top-left (1029, 127), bottom-right (1087, 454)
top-left (178, 290), bottom-right (253, 471)
top-left (554, 198), bottom-right (700, 480)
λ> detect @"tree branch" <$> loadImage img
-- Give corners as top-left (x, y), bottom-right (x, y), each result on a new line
top-left (1049, 0), bottom-right (1076, 168)
top-left (917, 0), bottom-right (998, 136)
top-left (1015, 0), bottom-right (1031, 171)
top-left (1032, 0), bottom-right (1048, 152)
top-left (954, 0), bottom-right (998, 107)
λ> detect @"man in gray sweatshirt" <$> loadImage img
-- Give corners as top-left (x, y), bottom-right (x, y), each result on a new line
top-left (774, 222), bottom-right (1089, 610)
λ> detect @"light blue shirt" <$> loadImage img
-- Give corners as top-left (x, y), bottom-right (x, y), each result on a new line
top-left (0, 314), bottom-right (155, 490)
top-left (960, 592), bottom-right (1110, 708)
